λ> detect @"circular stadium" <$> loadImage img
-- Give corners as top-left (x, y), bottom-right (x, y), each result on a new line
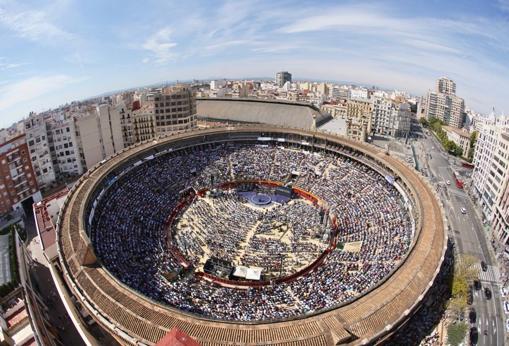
top-left (56, 126), bottom-right (447, 346)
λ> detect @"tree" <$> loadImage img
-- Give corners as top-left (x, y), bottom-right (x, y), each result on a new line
top-left (467, 131), bottom-right (478, 161)
top-left (447, 322), bottom-right (468, 346)
top-left (447, 254), bottom-right (479, 318)
top-left (419, 117), bottom-right (429, 127)
top-left (456, 254), bottom-right (479, 282)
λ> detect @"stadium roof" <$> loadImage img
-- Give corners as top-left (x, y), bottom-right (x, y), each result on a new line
top-left (196, 98), bottom-right (331, 130)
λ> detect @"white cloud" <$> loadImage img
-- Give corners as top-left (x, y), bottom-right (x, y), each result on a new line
top-left (142, 27), bottom-right (177, 63)
top-left (0, 57), bottom-right (25, 70)
top-left (0, 75), bottom-right (76, 112)
top-left (0, 4), bottom-right (72, 42)
top-left (205, 40), bottom-right (253, 50)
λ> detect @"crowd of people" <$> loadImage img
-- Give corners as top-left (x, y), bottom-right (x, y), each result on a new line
top-left (90, 142), bottom-right (413, 322)
top-left (175, 190), bottom-right (330, 278)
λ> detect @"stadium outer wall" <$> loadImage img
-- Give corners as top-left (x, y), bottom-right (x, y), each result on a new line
top-left (56, 125), bottom-right (447, 346)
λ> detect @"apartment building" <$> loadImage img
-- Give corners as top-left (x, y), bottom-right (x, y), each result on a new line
top-left (275, 71), bottom-right (292, 88)
top-left (49, 119), bottom-right (84, 177)
top-left (74, 104), bottom-right (124, 170)
top-left (152, 85), bottom-right (197, 137)
top-left (132, 106), bottom-right (156, 142)
top-left (0, 135), bottom-right (41, 215)
top-left (472, 116), bottom-right (509, 220)
top-left (349, 88), bottom-right (368, 100)
top-left (419, 77), bottom-right (465, 128)
top-left (372, 98), bottom-right (394, 135)
top-left (321, 102), bottom-right (347, 119)
top-left (492, 131), bottom-right (509, 253)
top-left (436, 77), bottom-right (456, 95)
top-left (390, 103), bottom-right (412, 138)
top-left (117, 102), bottom-right (135, 147)
top-left (346, 98), bottom-right (373, 141)
top-left (21, 86), bottom-right (196, 187)
top-left (442, 126), bottom-right (471, 158)
top-left (24, 114), bottom-right (57, 188)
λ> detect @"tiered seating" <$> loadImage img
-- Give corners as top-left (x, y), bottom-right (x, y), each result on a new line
top-left (57, 127), bottom-right (445, 346)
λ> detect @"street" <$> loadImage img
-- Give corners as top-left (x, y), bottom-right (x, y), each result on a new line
top-left (414, 129), bottom-right (507, 346)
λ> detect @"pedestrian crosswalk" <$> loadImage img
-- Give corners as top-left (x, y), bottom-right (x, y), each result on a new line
top-left (477, 264), bottom-right (500, 283)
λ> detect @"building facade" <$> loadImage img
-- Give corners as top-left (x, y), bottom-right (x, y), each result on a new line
top-left (74, 104), bottom-right (125, 170)
top-left (443, 126), bottom-right (471, 158)
top-left (24, 114), bottom-right (57, 189)
top-left (436, 77), bottom-right (456, 95)
top-left (472, 116), bottom-right (509, 221)
top-left (152, 85), bottom-right (197, 137)
top-left (420, 77), bottom-right (465, 128)
top-left (492, 132), bottom-right (509, 255)
top-left (275, 71), bottom-right (292, 88)
top-left (0, 135), bottom-right (41, 215)
top-left (49, 119), bottom-right (84, 177)
top-left (320, 102), bottom-right (347, 119)
top-left (346, 99), bottom-right (373, 141)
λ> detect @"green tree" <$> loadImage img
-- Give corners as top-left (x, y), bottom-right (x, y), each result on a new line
top-left (467, 131), bottom-right (478, 161)
top-left (447, 322), bottom-right (468, 346)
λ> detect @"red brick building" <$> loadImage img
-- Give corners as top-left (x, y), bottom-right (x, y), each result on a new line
top-left (0, 135), bottom-right (41, 215)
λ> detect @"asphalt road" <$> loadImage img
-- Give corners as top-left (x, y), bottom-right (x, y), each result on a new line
top-left (414, 129), bottom-right (506, 346)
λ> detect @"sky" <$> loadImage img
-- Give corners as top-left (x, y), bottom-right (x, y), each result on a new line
top-left (1, 0), bottom-right (509, 128)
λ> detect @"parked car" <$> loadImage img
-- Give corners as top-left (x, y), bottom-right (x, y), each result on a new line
top-left (484, 287), bottom-right (492, 300)
top-left (473, 280), bottom-right (481, 290)
top-left (470, 327), bottom-right (478, 345)
top-left (481, 261), bottom-right (488, 272)
top-left (504, 301), bottom-right (509, 314)
top-left (469, 308), bottom-right (477, 323)
top-left (461, 207), bottom-right (467, 214)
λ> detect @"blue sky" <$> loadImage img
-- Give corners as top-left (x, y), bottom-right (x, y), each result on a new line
top-left (1, 0), bottom-right (509, 128)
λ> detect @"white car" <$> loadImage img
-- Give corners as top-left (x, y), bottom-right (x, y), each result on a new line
top-left (446, 180), bottom-right (451, 185)
top-left (507, 319), bottom-right (509, 332)
top-left (461, 207), bottom-right (467, 214)
top-left (502, 287), bottom-right (509, 297)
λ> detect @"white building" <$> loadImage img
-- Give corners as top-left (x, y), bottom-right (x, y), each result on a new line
top-left (442, 126), bottom-right (470, 158)
top-left (472, 115), bottom-right (509, 220)
top-left (349, 88), bottom-right (368, 100)
top-left (372, 98), bottom-right (411, 137)
top-left (24, 114), bottom-right (57, 188)
top-left (419, 77), bottom-right (465, 128)
top-left (492, 150), bottom-right (509, 255)
top-left (210, 80), bottom-right (227, 90)
top-left (74, 104), bottom-right (125, 170)
top-left (49, 119), bottom-right (84, 177)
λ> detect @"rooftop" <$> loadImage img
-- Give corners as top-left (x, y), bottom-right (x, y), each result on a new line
top-left (443, 125), bottom-right (470, 138)
top-left (33, 188), bottom-right (69, 261)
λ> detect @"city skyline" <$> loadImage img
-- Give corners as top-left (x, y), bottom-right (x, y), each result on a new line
top-left (1, 0), bottom-right (509, 128)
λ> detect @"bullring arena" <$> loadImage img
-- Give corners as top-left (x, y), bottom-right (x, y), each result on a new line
top-left (56, 125), bottom-right (447, 345)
